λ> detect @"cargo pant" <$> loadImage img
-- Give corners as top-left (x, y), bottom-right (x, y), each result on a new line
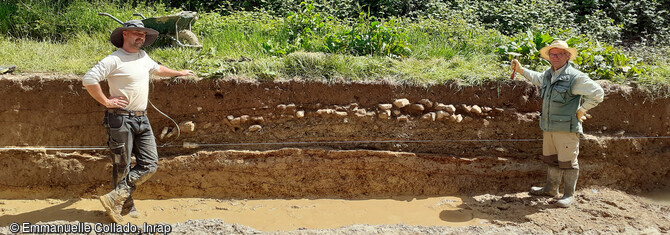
top-left (104, 111), bottom-right (159, 194)
top-left (542, 131), bottom-right (579, 169)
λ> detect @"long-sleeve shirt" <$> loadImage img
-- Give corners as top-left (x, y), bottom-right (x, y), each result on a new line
top-left (519, 63), bottom-right (604, 111)
top-left (82, 49), bottom-right (160, 111)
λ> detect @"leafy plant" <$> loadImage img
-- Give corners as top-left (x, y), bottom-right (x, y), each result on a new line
top-left (568, 0), bottom-right (670, 45)
top-left (324, 12), bottom-right (411, 57)
top-left (571, 38), bottom-right (645, 82)
top-left (1, 0), bottom-right (178, 42)
top-left (496, 31), bottom-right (555, 70)
top-left (497, 31), bottom-right (645, 82)
top-left (262, 1), bottom-right (329, 55)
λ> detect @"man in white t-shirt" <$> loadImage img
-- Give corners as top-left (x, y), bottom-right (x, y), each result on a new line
top-left (82, 20), bottom-right (193, 223)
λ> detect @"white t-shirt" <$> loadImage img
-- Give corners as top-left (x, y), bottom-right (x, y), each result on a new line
top-left (82, 48), bottom-right (160, 111)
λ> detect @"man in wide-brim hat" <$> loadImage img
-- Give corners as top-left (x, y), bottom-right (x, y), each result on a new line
top-left (511, 40), bottom-right (604, 208)
top-left (109, 20), bottom-right (159, 48)
top-left (82, 20), bottom-right (193, 223)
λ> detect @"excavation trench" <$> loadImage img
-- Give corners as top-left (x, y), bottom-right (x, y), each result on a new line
top-left (0, 75), bottom-right (669, 232)
top-left (0, 75), bottom-right (668, 199)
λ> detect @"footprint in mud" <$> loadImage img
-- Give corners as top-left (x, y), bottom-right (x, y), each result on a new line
top-left (439, 209), bottom-right (474, 222)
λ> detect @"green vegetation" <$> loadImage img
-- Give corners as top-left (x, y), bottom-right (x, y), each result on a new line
top-left (496, 31), bottom-right (645, 82)
top-left (0, 0), bottom-right (668, 94)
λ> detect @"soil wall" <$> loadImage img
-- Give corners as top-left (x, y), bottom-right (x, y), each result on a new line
top-left (0, 76), bottom-right (668, 199)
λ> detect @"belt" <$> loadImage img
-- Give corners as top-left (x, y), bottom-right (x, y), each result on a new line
top-left (107, 109), bottom-right (146, 116)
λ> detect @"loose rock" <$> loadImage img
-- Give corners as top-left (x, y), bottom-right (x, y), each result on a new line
top-left (418, 99), bottom-right (433, 109)
top-left (378, 110), bottom-right (391, 119)
top-left (520, 95), bottom-right (529, 104)
top-left (247, 125), bottom-right (262, 132)
top-left (471, 105), bottom-right (482, 115)
top-left (335, 111), bottom-right (348, 117)
top-left (434, 103), bottom-right (448, 111)
top-left (251, 116), bottom-right (265, 123)
top-left (240, 115), bottom-right (250, 123)
top-left (378, 104), bottom-right (393, 110)
top-left (182, 142), bottom-right (199, 149)
top-left (410, 104), bottom-right (425, 112)
top-left (316, 109), bottom-right (334, 115)
top-left (286, 103), bottom-right (297, 111)
top-left (436, 104), bottom-right (457, 113)
top-left (230, 117), bottom-right (242, 126)
top-left (179, 121), bottom-right (196, 132)
top-left (159, 127), bottom-right (170, 139)
top-left (421, 112), bottom-right (436, 121)
top-left (445, 104), bottom-right (456, 114)
top-left (393, 99), bottom-right (410, 108)
top-left (436, 111), bottom-right (450, 120)
top-left (462, 104), bottom-right (472, 113)
top-left (450, 114), bottom-right (463, 123)
top-left (355, 109), bottom-right (367, 117)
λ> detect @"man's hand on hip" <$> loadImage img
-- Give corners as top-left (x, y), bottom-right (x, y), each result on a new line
top-left (106, 96), bottom-right (129, 109)
top-left (576, 107), bottom-right (591, 122)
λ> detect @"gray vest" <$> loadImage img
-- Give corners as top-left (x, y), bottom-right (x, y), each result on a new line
top-left (539, 63), bottom-right (583, 133)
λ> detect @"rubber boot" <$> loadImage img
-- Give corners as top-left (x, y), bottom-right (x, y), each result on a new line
top-left (529, 166), bottom-right (562, 197)
top-left (557, 168), bottom-right (579, 208)
top-left (121, 196), bottom-right (139, 218)
top-left (99, 188), bottom-right (130, 223)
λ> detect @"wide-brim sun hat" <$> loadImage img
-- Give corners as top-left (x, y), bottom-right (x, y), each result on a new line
top-left (110, 20), bottom-right (159, 48)
top-left (539, 40), bottom-right (578, 61)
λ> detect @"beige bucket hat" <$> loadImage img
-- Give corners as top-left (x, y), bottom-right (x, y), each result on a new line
top-left (110, 20), bottom-right (159, 48)
top-left (539, 40), bottom-right (578, 61)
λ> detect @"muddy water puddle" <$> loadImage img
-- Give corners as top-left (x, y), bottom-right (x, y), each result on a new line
top-left (0, 197), bottom-right (484, 231)
top-left (642, 188), bottom-right (670, 206)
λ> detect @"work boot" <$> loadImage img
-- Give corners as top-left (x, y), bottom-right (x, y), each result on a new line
top-left (121, 196), bottom-right (139, 218)
top-left (557, 168), bottom-right (579, 208)
top-left (529, 166), bottom-right (562, 197)
top-left (99, 188), bottom-right (130, 223)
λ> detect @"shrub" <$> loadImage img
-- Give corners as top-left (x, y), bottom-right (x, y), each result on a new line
top-left (1, 0), bottom-right (66, 40)
top-left (571, 38), bottom-right (645, 82)
top-left (261, 1), bottom-right (331, 55)
top-left (496, 31), bottom-right (555, 70)
top-left (567, 0), bottom-right (670, 45)
top-left (324, 12), bottom-right (411, 57)
top-left (576, 10), bottom-right (622, 44)
top-left (464, 0), bottom-right (576, 36)
top-left (1, 0), bottom-right (178, 41)
top-left (497, 31), bottom-right (645, 82)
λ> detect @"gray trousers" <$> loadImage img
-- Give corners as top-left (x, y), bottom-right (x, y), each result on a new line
top-left (104, 111), bottom-right (158, 194)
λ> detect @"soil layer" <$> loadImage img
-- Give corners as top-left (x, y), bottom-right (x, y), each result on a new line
top-left (0, 75), bottom-right (668, 233)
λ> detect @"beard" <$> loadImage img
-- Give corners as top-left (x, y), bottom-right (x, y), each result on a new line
top-left (131, 38), bottom-right (144, 49)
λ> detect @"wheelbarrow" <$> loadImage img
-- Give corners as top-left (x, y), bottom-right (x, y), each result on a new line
top-left (0, 65), bottom-right (16, 74)
top-left (99, 11), bottom-right (203, 48)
